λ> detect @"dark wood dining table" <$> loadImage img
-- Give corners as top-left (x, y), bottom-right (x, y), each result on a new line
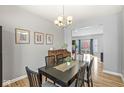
top-left (38, 61), bottom-right (86, 87)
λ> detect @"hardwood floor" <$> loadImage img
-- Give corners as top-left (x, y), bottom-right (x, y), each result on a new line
top-left (4, 58), bottom-right (124, 87)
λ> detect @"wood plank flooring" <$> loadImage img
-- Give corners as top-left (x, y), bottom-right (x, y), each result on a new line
top-left (4, 59), bottom-right (124, 87)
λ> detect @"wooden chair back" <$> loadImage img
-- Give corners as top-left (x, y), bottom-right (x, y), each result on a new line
top-left (56, 54), bottom-right (64, 64)
top-left (25, 66), bottom-right (41, 87)
top-left (45, 55), bottom-right (56, 68)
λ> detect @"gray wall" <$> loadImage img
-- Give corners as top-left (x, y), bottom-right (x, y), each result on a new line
top-left (0, 6), bottom-right (64, 81)
top-left (65, 13), bottom-right (122, 73)
top-left (122, 9), bottom-right (124, 77)
top-left (64, 27), bottom-right (72, 52)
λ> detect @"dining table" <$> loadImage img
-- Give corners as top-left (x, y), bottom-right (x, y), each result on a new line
top-left (38, 61), bottom-right (87, 87)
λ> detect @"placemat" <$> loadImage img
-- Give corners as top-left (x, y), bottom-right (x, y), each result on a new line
top-left (53, 61), bottom-right (78, 72)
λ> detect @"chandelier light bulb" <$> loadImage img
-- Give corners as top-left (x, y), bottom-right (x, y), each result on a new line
top-left (60, 23), bottom-right (64, 26)
top-left (54, 20), bottom-right (58, 25)
top-left (67, 20), bottom-right (72, 25)
top-left (58, 23), bottom-right (62, 27)
top-left (67, 16), bottom-right (72, 21)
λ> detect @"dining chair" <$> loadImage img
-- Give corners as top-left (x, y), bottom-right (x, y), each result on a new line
top-left (75, 63), bottom-right (87, 87)
top-left (85, 58), bottom-right (94, 87)
top-left (45, 55), bottom-right (56, 83)
top-left (25, 66), bottom-right (57, 87)
top-left (45, 55), bottom-right (55, 80)
top-left (45, 55), bottom-right (56, 68)
top-left (56, 54), bottom-right (64, 64)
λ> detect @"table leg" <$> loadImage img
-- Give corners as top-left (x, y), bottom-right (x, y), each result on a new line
top-left (38, 69), bottom-right (42, 87)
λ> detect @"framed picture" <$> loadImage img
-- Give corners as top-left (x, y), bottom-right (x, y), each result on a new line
top-left (15, 28), bottom-right (30, 44)
top-left (46, 34), bottom-right (53, 45)
top-left (34, 32), bottom-right (44, 44)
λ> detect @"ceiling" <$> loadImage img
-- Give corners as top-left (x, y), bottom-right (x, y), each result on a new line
top-left (19, 5), bottom-right (123, 23)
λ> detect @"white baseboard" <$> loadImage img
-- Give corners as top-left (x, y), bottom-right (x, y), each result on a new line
top-left (103, 70), bottom-right (122, 76)
top-left (103, 70), bottom-right (124, 83)
top-left (2, 75), bottom-right (27, 86)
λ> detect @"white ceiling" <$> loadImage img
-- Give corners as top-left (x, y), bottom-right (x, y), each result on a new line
top-left (19, 5), bottom-right (123, 22)
top-left (72, 25), bottom-right (103, 37)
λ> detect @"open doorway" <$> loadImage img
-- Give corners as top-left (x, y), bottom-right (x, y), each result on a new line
top-left (72, 38), bottom-right (103, 62)
top-left (71, 25), bottom-right (104, 63)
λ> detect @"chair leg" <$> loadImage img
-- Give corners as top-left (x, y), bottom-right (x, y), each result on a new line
top-left (45, 77), bottom-right (47, 81)
top-left (82, 81), bottom-right (85, 87)
top-left (87, 80), bottom-right (90, 87)
top-left (84, 80), bottom-right (89, 87)
top-left (91, 79), bottom-right (93, 87)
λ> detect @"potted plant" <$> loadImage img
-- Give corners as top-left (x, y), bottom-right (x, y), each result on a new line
top-left (65, 57), bottom-right (72, 65)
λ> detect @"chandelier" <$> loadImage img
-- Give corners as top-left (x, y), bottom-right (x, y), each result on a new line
top-left (54, 6), bottom-right (73, 28)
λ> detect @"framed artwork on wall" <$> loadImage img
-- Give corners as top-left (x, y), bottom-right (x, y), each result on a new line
top-left (15, 28), bottom-right (30, 44)
top-left (34, 32), bottom-right (44, 44)
top-left (46, 34), bottom-right (53, 45)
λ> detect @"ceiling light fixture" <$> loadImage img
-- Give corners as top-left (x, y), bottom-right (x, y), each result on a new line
top-left (54, 5), bottom-right (73, 28)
